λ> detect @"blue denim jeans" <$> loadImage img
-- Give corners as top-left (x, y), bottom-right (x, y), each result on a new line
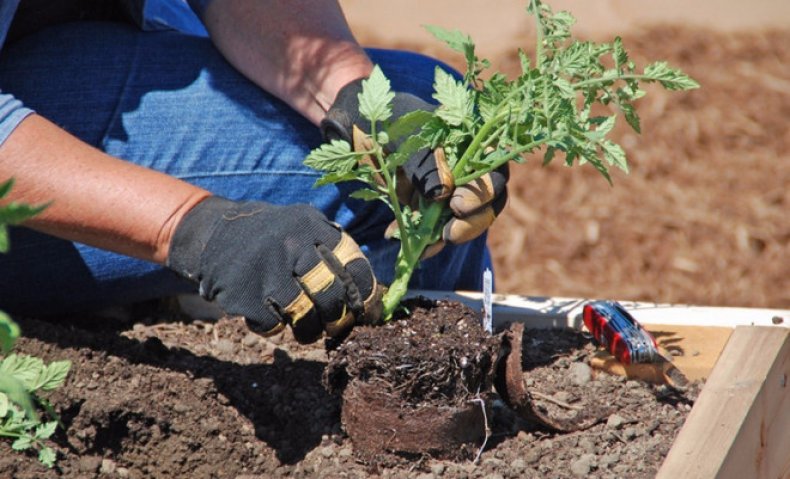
top-left (0, 22), bottom-right (491, 315)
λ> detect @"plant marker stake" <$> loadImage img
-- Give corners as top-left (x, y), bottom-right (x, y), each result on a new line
top-left (483, 269), bottom-right (493, 334)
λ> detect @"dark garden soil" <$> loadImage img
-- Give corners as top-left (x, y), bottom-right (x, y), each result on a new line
top-left (1, 26), bottom-right (785, 479)
top-left (2, 298), bottom-right (698, 479)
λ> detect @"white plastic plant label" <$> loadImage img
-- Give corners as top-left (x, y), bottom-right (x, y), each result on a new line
top-left (483, 268), bottom-right (493, 334)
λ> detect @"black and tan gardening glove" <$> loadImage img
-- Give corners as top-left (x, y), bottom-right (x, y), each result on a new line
top-left (321, 77), bottom-right (509, 258)
top-left (167, 197), bottom-right (382, 343)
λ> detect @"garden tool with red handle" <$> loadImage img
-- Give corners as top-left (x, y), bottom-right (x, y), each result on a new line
top-left (583, 300), bottom-right (689, 388)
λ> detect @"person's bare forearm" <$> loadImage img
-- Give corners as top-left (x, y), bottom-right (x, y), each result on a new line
top-left (0, 115), bottom-right (211, 263)
top-left (201, 0), bottom-right (373, 125)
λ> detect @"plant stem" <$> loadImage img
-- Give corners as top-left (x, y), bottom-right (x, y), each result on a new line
top-left (531, 0), bottom-right (554, 137)
top-left (381, 201), bottom-right (444, 319)
top-left (532, 0), bottom-right (546, 70)
top-left (454, 138), bottom-right (550, 185)
top-left (573, 73), bottom-right (656, 89)
top-left (452, 115), bottom-right (498, 176)
top-left (374, 129), bottom-right (412, 260)
top-left (381, 81), bottom-right (538, 319)
top-left (453, 83), bottom-right (525, 176)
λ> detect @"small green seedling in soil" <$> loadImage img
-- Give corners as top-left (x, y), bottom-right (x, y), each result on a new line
top-left (0, 178), bottom-right (68, 468)
top-left (306, 0), bottom-right (699, 320)
top-left (0, 178), bottom-right (48, 254)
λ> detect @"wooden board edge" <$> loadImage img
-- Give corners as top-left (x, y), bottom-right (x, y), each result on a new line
top-left (407, 290), bottom-right (790, 330)
top-left (656, 326), bottom-right (790, 479)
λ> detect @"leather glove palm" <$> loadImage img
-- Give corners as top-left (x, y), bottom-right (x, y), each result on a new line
top-left (167, 197), bottom-right (382, 343)
top-left (321, 77), bottom-right (509, 257)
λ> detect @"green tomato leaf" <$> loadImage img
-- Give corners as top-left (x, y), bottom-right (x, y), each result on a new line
top-left (543, 147), bottom-right (557, 166)
top-left (313, 171), bottom-right (361, 188)
top-left (0, 311), bottom-right (20, 353)
top-left (619, 102), bottom-right (641, 133)
top-left (518, 49), bottom-right (531, 75)
top-left (558, 41), bottom-right (591, 75)
top-left (36, 360), bottom-right (71, 391)
top-left (412, 115), bottom-right (451, 150)
top-left (552, 11), bottom-right (576, 30)
top-left (0, 202), bottom-right (49, 226)
top-left (386, 110), bottom-right (434, 142)
top-left (555, 77), bottom-right (575, 99)
top-left (644, 61), bottom-right (700, 91)
top-left (0, 354), bottom-right (45, 390)
top-left (387, 135), bottom-right (429, 171)
top-left (11, 435), bottom-right (33, 451)
top-left (478, 73), bottom-right (510, 122)
top-left (581, 149), bottom-right (613, 184)
top-left (602, 140), bottom-right (629, 173)
top-left (613, 37), bottom-right (628, 70)
top-left (0, 224), bottom-right (7, 253)
top-left (359, 65), bottom-right (395, 123)
top-left (38, 446), bottom-right (57, 468)
top-left (304, 140), bottom-right (358, 173)
top-left (423, 25), bottom-right (484, 85)
top-left (585, 115), bottom-right (616, 141)
top-left (0, 391), bottom-right (8, 417)
top-left (0, 374), bottom-right (36, 420)
top-left (432, 67), bottom-right (471, 127)
top-left (423, 25), bottom-right (473, 54)
top-left (0, 202), bottom-right (49, 254)
top-left (0, 178), bottom-right (13, 199)
top-left (34, 420), bottom-right (58, 440)
top-left (0, 176), bottom-right (49, 252)
top-left (349, 189), bottom-right (383, 202)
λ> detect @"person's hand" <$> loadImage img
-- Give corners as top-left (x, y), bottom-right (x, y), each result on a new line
top-left (320, 77), bottom-right (508, 257)
top-left (166, 197), bottom-right (382, 343)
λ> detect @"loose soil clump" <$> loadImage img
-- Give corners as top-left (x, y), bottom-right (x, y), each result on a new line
top-left (325, 298), bottom-right (501, 462)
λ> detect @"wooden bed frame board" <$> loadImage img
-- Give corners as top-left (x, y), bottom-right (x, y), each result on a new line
top-left (408, 290), bottom-right (790, 330)
top-left (657, 326), bottom-right (790, 479)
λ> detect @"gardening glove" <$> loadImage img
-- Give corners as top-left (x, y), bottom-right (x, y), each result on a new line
top-left (321, 77), bottom-right (509, 258)
top-left (167, 196), bottom-right (383, 343)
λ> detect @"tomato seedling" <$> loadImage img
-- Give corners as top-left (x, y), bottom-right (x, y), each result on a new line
top-left (0, 178), bottom-right (67, 468)
top-left (306, 0), bottom-right (698, 320)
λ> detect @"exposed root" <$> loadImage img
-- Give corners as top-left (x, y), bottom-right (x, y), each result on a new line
top-left (470, 393), bottom-right (491, 465)
top-left (531, 391), bottom-right (582, 411)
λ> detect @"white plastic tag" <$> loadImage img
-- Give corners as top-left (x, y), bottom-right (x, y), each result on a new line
top-left (483, 268), bottom-right (493, 334)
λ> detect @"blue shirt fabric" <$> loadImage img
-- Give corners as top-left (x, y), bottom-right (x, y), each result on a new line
top-left (0, 0), bottom-right (32, 145)
top-left (0, 0), bottom-right (209, 147)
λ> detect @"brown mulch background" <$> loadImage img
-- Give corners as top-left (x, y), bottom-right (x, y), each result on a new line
top-left (492, 27), bottom-right (790, 308)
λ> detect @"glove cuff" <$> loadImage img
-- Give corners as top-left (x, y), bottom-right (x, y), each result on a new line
top-left (320, 77), bottom-right (366, 143)
top-left (166, 196), bottom-right (237, 281)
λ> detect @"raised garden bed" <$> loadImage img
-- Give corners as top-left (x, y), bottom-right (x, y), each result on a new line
top-left (4, 291), bottom-right (785, 478)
